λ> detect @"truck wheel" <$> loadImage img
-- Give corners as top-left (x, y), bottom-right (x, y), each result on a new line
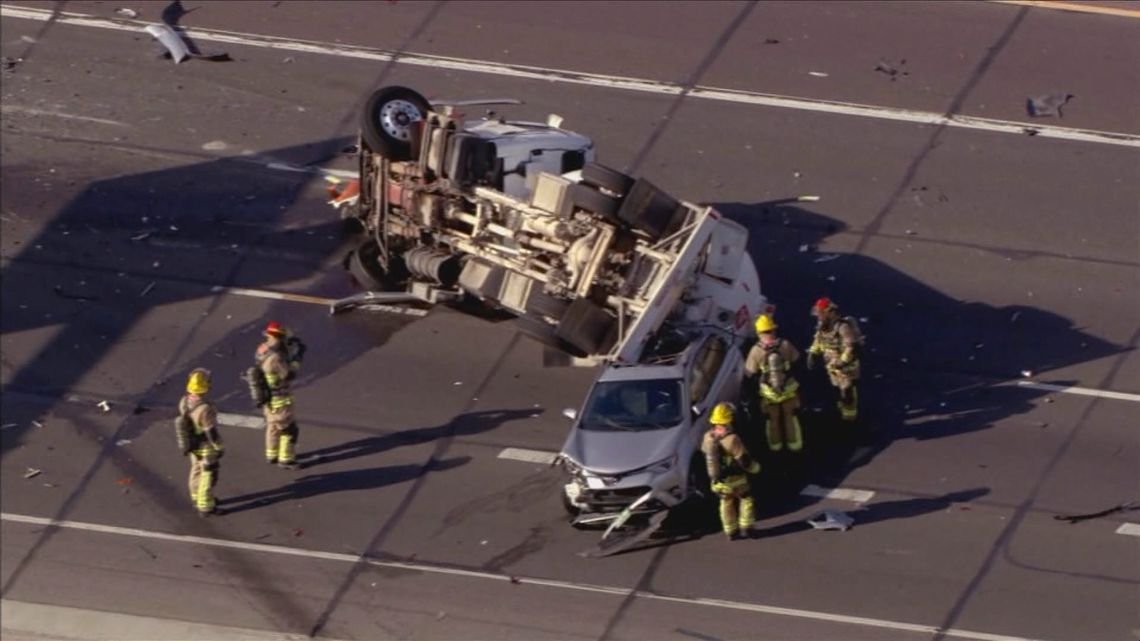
top-left (361, 86), bottom-right (430, 161)
top-left (581, 162), bottom-right (634, 198)
top-left (569, 182), bottom-right (620, 220)
top-left (347, 242), bottom-right (386, 291)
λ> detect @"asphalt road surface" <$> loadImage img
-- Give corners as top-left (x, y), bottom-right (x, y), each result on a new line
top-left (2, 2), bottom-right (1138, 640)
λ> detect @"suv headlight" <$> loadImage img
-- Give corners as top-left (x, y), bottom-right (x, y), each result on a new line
top-left (558, 454), bottom-right (582, 475)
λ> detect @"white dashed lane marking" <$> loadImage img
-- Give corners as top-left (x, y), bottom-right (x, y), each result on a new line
top-left (1116, 523), bottom-right (1140, 537)
top-left (498, 448), bottom-right (559, 465)
top-left (1015, 381), bottom-right (1140, 403)
top-left (800, 484), bottom-right (876, 503)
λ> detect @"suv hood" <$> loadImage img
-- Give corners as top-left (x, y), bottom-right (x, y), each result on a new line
top-left (562, 424), bottom-right (684, 476)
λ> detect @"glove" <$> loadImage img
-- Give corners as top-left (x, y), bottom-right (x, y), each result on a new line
top-left (807, 352), bottom-right (818, 371)
top-left (711, 481), bottom-right (730, 495)
top-left (746, 461), bottom-right (761, 475)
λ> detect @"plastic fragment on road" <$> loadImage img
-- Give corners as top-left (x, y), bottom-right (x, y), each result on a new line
top-left (797, 195), bottom-right (821, 202)
top-left (115, 7), bottom-right (139, 18)
top-left (145, 24), bottom-right (190, 63)
top-left (139, 281), bottom-right (156, 297)
top-left (24, 468), bottom-right (42, 479)
top-left (813, 254), bottom-right (841, 263)
top-left (808, 71), bottom-right (829, 77)
top-left (32, 420), bottom-right (44, 428)
top-left (115, 439), bottom-right (132, 447)
top-left (1027, 93), bottom-right (1073, 118)
top-left (97, 400), bottom-right (112, 412)
top-left (116, 477), bottom-right (133, 485)
top-left (807, 509), bottom-right (854, 531)
top-left (1021, 370), bottom-right (1033, 378)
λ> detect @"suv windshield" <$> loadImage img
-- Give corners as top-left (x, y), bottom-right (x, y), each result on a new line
top-left (580, 378), bottom-right (684, 431)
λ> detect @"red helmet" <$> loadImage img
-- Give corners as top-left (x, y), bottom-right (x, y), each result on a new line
top-left (264, 321), bottom-right (287, 336)
top-left (812, 297), bottom-right (837, 317)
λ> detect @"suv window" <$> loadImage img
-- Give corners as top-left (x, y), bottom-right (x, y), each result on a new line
top-left (581, 379), bottom-right (684, 431)
top-left (688, 336), bottom-right (727, 406)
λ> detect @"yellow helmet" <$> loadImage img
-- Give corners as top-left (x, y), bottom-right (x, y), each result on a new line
top-left (710, 402), bottom-right (734, 426)
top-left (186, 368), bottom-right (211, 395)
top-left (754, 313), bottom-right (777, 334)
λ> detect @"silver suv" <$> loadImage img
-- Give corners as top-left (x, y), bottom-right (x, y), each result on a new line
top-left (557, 325), bottom-right (749, 525)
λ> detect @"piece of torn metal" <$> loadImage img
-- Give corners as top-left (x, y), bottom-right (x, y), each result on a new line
top-left (97, 400), bottom-right (112, 412)
top-left (797, 195), bottom-right (820, 202)
top-left (581, 511), bottom-right (668, 558)
top-left (808, 71), bottom-right (829, 78)
top-left (1026, 93), bottom-right (1073, 118)
top-left (807, 509), bottom-right (854, 531)
top-left (146, 24), bottom-right (190, 63)
top-left (115, 7), bottom-right (139, 18)
top-left (139, 281), bottom-right (156, 297)
top-left (813, 254), bottom-right (841, 263)
top-left (24, 468), bottom-right (42, 479)
top-left (115, 439), bottom-right (132, 447)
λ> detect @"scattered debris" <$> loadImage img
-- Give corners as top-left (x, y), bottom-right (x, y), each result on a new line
top-left (509, 576), bottom-right (521, 584)
top-left (807, 509), bottom-right (854, 531)
top-left (453, 381), bottom-right (463, 386)
top-left (874, 59), bottom-right (909, 81)
top-left (292, 528), bottom-right (304, 537)
top-left (115, 439), bottom-right (132, 447)
top-left (904, 229), bottom-right (917, 236)
top-left (1054, 500), bottom-right (1138, 524)
top-left (0, 423), bottom-right (15, 430)
top-left (24, 468), bottom-right (42, 479)
top-left (130, 231), bottom-right (153, 242)
top-left (764, 38), bottom-right (780, 45)
top-left (808, 71), bottom-right (829, 78)
top-left (798, 244), bottom-right (812, 253)
top-left (115, 7), bottom-right (139, 18)
top-left (825, 275), bottom-right (837, 282)
top-left (1043, 396), bottom-right (1055, 404)
top-left (32, 420), bottom-right (44, 428)
top-left (116, 476), bottom-right (134, 485)
top-left (43, 483), bottom-right (58, 488)
top-left (813, 254), bottom-right (841, 263)
top-left (973, 343), bottom-right (984, 349)
top-left (1027, 92), bottom-right (1073, 118)
top-left (53, 286), bottom-right (99, 302)
top-left (139, 281), bottom-right (156, 297)
top-left (139, 544), bottom-right (158, 560)
top-left (797, 195), bottom-right (820, 202)
top-left (98, 400), bottom-right (112, 412)
top-left (1021, 369), bottom-right (1033, 378)
top-left (1, 56), bottom-right (23, 71)
top-left (282, 56), bottom-right (294, 64)
top-left (1022, 127), bottom-right (1041, 137)
top-left (1010, 311), bottom-right (1022, 324)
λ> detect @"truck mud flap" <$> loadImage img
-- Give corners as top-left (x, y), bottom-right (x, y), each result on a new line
top-left (616, 178), bottom-right (686, 241)
top-left (555, 298), bottom-right (617, 356)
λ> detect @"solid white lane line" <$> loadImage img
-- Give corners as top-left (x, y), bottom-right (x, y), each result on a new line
top-left (1015, 381), bottom-right (1140, 403)
top-left (498, 447), bottom-right (558, 465)
top-left (0, 104), bottom-right (129, 127)
top-left (0, 512), bottom-right (1049, 641)
top-left (216, 412), bottom-right (263, 430)
top-left (992, 0), bottom-right (1140, 19)
top-left (801, 484), bottom-right (876, 503)
top-left (2, 5), bottom-right (1137, 149)
top-left (1116, 523), bottom-right (1140, 537)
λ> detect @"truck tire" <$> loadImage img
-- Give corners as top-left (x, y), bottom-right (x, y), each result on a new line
top-left (569, 183), bottom-right (620, 220)
top-left (361, 86), bottom-right (430, 161)
top-left (581, 162), bottom-right (634, 198)
top-left (347, 240), bottom-right (408, 291)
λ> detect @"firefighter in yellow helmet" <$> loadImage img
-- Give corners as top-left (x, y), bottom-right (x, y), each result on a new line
top-left (744, 313), bottom-right (804, 452)
top-left (807, 297), bottom-right (863, 421)
top-left (176, 368), bottom-right (224, 516)
top-left (700, 402), bottom-right (762, 540)
top-left (255, 321), bottom-right (305, 469)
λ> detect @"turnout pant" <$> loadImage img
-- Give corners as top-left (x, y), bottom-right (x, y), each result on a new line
top-left (711, 475), bottom-right (755, 535)
top-left (188, 449), bottom-right (219, 513)
top-left (263, 404), bottom-right (297, 463)
top-left (763, 394), bottom-right (803, 452)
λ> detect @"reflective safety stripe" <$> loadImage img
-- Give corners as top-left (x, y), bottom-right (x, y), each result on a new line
top-left (279, 434), bottom-right (296, 464)
top-left (761, 379), bottom-right (799, 403)
top-left (196, 470), bottom-right (215, 512)
top-left (268, 395), bottom-right (293, 409)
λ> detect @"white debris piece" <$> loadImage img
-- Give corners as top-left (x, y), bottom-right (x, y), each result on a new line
top-left (807, 509), bottom-right (853, 531)
top-left (115, 439), bottom-right (132, 447)
top-left (24, 468), bottom-right (42, 479)
top-left (813, 254), bottom-right (841, 263)
top-left (97, 400), bottom-right (112, 412)
top-left (115, 7), bottom-right (138, 18)
top-left (145, 24), bottom-right (190, 64)
top-left (808, 71), bottom-right (829, 77)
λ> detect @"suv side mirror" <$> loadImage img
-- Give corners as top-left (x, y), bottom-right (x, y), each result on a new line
top-left (562, 408), bottom-right (578, 421)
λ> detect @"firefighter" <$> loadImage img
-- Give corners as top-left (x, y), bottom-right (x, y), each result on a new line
top-left (177, 368), bottom-right (224, 517)
top-left (807, 297), bottom-right (863, 421)
top-left (701, 402), bottom-right (762, 540)
top-left (256, 321), bottom-right (305, 469)
top-left (744, 314), bottom-right (803, 452)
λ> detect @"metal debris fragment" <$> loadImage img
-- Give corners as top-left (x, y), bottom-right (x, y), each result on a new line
top-left (130, 231), bottom-right (152, 241)
top-left (813, 254), bottom-right (841, 263)
top-left (115, 7), bottom-right (139, 18)
top-left (140, 281), bottom-right (156, 297)
top-left (1021, 370), bottom-right (1033, 378)
top-left (24, 468), bottom-right (42, 479)
top-left (98, 400), bottom-right (112, 412)
top-left (32, 420), bottom-right (44, 428)
top-left (807, 509), bottom-right (854, 531)
top-left (797, 195), bottom-right (821, 202)
top-left (115, 439), bottom-right (132, 447)
top-left (808, 71), bottom-right (829, 77)
top-left (1027, 92), bottom-right (1073, 118)
top-left (145, 24), bottom-right (190, 63)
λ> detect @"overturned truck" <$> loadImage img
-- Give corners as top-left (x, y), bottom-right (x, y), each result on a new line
top-left (331, 86), bottom-right (764, 366)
